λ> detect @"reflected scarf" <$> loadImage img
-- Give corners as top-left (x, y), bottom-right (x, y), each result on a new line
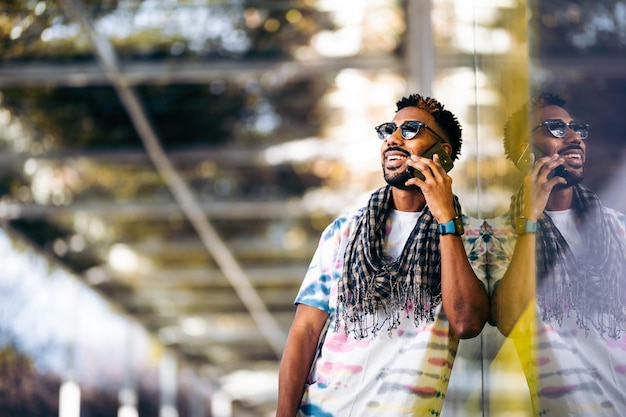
top-left (511, 184), bottom-right (626, 338)
top-left (336, 185), bottom-right (461, 338)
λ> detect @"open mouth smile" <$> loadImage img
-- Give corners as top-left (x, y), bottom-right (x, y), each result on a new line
top-left (558, 148), bottom-right (584, 168)
top-left (383, 148), bottom-right (411, 169)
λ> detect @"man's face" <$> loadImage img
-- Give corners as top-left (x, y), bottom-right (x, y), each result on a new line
top-left (531, 105), bottom-right (586, 186)
top-left (380, 106), bottom-right (448, 189)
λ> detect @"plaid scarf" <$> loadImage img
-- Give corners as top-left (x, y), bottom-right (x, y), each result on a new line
top-left (511, 184), bottom-right (626, 338)
top-left (336, 185), bottom-right (462, 338)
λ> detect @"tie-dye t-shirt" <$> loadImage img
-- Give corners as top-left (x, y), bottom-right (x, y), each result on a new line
top-left (294, 208), bottom-right (487, 417)
top-left (486, 208), bottom-right (626, 417)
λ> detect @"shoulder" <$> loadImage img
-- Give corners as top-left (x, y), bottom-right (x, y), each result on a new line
top-left (461, 214), bottom-right (487, 242)
top-left (461, 213), bottom-right (484, 229)
top-left (484, 212), bottom-right (515, 242)
top-left (320, 207), bottom-right (365, 241)
top-left (486, 211), bottom-right (513, 229)
top-left (602, 206), bottom-right (626, 222)
top-left (601, 206), bottom-right (626, 235)
top-left (481, 212), bottom-right (517, 261)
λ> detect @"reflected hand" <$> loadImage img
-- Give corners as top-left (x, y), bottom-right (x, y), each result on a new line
top-left (523, 153), bottom-right (567, 220)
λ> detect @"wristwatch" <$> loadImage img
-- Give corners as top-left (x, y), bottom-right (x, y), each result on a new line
top-left (515, 216), bottom-right (537, 234)
top-left (438, 216), bottom-right (464, 235)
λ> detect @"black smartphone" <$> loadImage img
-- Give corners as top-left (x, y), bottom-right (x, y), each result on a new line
top-left (516, 143), bottom-right (566, 177)
top-left (407, 142), bottom-right (454, 181)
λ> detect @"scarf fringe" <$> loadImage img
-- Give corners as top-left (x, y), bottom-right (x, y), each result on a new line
top-left (336, 185), bottom-right (455, 338)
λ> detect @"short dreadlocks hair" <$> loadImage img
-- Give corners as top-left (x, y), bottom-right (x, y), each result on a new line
top-left (503, 92), bottom-right (566, 162)
top-left (396, 93), bottom-right (463, 161)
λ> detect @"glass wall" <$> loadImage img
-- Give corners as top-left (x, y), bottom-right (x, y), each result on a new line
top-left (432, 0), bottom-right (626, 415)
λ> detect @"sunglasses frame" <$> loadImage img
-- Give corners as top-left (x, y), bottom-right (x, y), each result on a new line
top-left (375, 120), bottom-right (449, 143)
top-left (531, 119), bottom-right (589, 140)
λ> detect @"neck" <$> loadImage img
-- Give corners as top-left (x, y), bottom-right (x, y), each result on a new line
top-left (391, 186), bottom-right (427, 212)
top-left (546, 185), bottom-right (575, 211)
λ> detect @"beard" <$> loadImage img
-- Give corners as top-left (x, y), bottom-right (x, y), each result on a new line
top-left (383, 167), bottom-right (415, 191)
top-left (556, 167), bottom-right (584, 188)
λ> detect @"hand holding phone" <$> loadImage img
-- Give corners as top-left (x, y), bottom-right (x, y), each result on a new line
top-left (407, 142), bottom-right (454, 181)
top-left (516, 143), bottom-right (565, 177)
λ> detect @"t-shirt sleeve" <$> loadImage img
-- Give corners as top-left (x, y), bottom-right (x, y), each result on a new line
top-left (605, 207), bottom-right (626, 238)
top-left (483, 213), bottom-right (516, 295)
top-left (294, 212), bottom-right (358, 314)
top-left (462, 215), bottom-right (490, 291)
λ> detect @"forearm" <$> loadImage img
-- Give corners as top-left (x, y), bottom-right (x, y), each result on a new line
top-left (490, 233), bottom-right (536, 336)
top-left (276, 306), bottom-right (328, 417)
top-left (276, 327), bottom-right (316, 416)
top-left (440, 235), bottom-right (489, 338)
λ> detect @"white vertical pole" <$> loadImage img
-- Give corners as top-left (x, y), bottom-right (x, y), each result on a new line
top-left (60, 285), bottom-right (81, 417)
top-left (159, 350), bottom-right (179, 417)
top-left (406, 0), bottom-right (435, 96)
top-left (118, 326), bottom-right (139, 417)
top-left (211, 390), bottom-right (232, 417)
top-left (118, 388), bottom-right (139, 417)
top-left (59, 380), bottom-right (81, 417)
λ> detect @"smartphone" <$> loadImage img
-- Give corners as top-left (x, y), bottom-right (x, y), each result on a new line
top-left (407, 142), bottom-right (454, 181)
top-left (516, 143), bottom-right (566, 177)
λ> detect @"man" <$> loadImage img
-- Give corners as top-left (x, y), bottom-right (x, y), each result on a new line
top-left (488, 92), bottom-right (626, 416)
top-left (276, 93), bottom-right (490, 417)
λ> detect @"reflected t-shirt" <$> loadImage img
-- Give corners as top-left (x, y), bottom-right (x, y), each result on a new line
top-left (545, 208), bottom-right (584, 256)
top-left (485, 208), bottom-right (626, 417)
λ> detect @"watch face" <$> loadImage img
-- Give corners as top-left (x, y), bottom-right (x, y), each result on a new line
top-left (516, 217), bottom-right (537, 234)
top-left (453, 218), bottom-right (464, 234)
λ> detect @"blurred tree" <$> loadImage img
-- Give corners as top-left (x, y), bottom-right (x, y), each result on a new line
top-left (0, 345), bottom-right (60, 416)
top-left (0, 0), bottom-right (335, 61)
top-left (0, 344), bottom-right (162, 417)
top-left (1, 75), bottom-right (329, 150)
top-left (533, 0), bottom-right (626, 56)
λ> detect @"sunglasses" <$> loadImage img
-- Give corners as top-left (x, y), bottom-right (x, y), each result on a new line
top-left (375, 120), bottom-right (448, 143)
top-left (531, 119), bottom-right (589, 140)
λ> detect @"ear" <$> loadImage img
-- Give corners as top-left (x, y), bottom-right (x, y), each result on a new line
top-left (441, 142), bottom-right (453, 156)
top-left (517, 141), bottom-right (529, 160)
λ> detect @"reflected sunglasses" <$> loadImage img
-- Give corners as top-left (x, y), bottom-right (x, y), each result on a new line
top-left (531, 119), bottom-right (589, 140)
top-left (375, 120), bottom-right (448, 143)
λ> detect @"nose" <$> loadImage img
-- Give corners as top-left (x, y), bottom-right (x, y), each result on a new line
top-left (563, 125), bottom-right (583, 144)
top-left (384, 128), bottom-right (405, 146)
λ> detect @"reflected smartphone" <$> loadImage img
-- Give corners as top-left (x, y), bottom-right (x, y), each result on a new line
top-left (516, 143), bottom-right (566, 177)
top-left (407, 142), bottom-right (454, 181)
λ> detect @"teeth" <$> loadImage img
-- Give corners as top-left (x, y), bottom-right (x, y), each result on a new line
top-left (387, 155), bottom-right (407, 161)
top-left (562, 153), bottom-right (581, 159)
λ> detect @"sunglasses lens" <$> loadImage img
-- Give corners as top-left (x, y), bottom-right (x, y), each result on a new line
top-left (376, 123), bottom-right (396, 139)
top-left (544, 120), bottom-right (567, 138)
top-left (570, 121), bottom-right (589, 139)
top-left (400, 122), bottom-right (420, 139)
top-left (375, 121), bottom-right (427, 140)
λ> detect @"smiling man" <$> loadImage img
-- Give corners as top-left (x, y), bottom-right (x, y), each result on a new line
top-left (488, 92), bottom-right (626, 416)
top-left (276, 93), bottom-right (489, 417)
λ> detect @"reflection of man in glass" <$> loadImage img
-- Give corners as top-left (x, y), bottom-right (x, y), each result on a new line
top-left (488, 92), bottom-right (626, 416)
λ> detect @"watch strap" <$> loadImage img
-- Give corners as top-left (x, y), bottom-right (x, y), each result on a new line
top-left (438, 217), bottom-right (464, 235)
top-left (515, 216), bottom-right (537, 234)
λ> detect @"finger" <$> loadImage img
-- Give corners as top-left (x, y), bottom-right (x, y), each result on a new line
top-left (535, 155), bottom-right (564, 180)
top-left (417, 156), bottom-right (443, 178)
top-left (546, 175), bottom-right (567, 188)
top-left (404, 177), bottom-right (423, 187)
top-left (408, 156), bottom-right (434, 180)
top-left (431, 154), bottom-right (447, 175)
